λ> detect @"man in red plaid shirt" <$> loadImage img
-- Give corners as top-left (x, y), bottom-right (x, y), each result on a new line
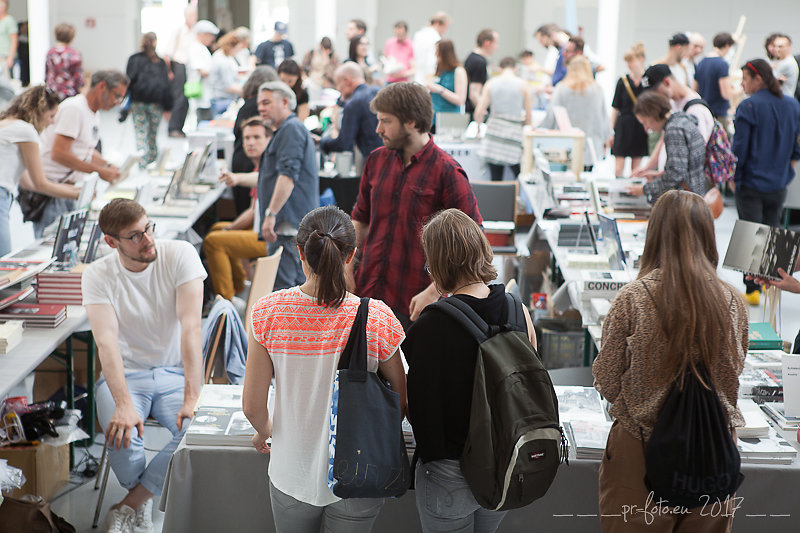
top-left (351, 82), bottom-right (482, 329)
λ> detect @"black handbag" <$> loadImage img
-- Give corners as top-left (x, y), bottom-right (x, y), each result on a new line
top-left (17, 189), bottom-right (51, 223)
top-left (330, 298), bottom-right (411, 498)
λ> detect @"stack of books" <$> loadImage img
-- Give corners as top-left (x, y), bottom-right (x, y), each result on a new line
top-left (563, 419), bottom-right (612, 460)
top-left (737, 399), bottom-right (771, 438)
top-left (37, 264), bottom-right (87, 306)
top-left (0, 320), bottom-right (23, 354)
top-left (0, 259), bottom-right (54, 289)
top-left (0, 303), bottom-right (67, 329)
top-left (760, 402), bottom-right (800, 431)
top-left (748, 322), bottom-right (785, 351)
top-left (738, 367), bottom-right (782, 402)
top-left (737, 428), bottom-right (798, 465)
top-left (185, 383), bottom-right (274, 446)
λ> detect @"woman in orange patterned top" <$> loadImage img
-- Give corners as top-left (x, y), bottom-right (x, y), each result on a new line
top-left (243, 205), bottom-right (407, 533)
top-left (593, 190), bottom-right (747, 532)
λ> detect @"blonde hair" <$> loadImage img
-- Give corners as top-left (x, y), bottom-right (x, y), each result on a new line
top-left (623, 42), bottom-right (646, 63)
top-left (421, 209), bottom-right (497, 293)
top-left (216, 31), bottom-right (240, 55)
top-left (562, 55), bottom-right (595, 93)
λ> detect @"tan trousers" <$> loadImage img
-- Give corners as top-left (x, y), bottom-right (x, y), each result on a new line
top-left (598, 421), bottom-right (736, 533)
top-left (204, 221), bottom-right (266, 300)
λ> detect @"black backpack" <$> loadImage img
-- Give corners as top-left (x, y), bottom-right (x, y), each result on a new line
top-left (425, 292), bottom-right (567, 511)
top-left (641, 283), bottom-right (744, 508)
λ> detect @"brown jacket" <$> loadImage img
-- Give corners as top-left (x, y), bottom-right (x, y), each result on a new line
top-left (592, 269), bottom-right (748, 440)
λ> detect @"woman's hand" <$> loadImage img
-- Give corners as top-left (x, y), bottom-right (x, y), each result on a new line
top-left (252, 420), bottom-right (273, 454)
top-left (426, 82), bottom-right (444, 95)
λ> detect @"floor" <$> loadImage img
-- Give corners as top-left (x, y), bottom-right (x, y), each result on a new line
top-left (32, 108), bottom-right (800, 532)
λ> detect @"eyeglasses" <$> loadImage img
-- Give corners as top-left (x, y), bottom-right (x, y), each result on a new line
top-left (113, 223), bottom-right (155, 245)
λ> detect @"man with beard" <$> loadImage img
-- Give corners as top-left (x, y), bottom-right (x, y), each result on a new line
top-left (83, 198), bottom-right (206, 533)
top-left (351, 82), bottom-right (482, 329)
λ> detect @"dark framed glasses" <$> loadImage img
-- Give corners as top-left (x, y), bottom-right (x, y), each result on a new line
top-left (113, 223), bottom-right (155, 245)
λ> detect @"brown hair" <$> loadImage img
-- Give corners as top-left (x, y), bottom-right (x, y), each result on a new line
top-left (638, 190), bottom-right (740, 387)
top-left (54, 23), bottom-right (75, 44)
top-left (140, 32), bottom-right (158, 62)
top-left (0, 85), bottom-right (61, 133)
top-left (430, 12), bottom-right (451, 25)
top-left (476, 29), bottom-right (496, 47)
top-left (568, 36), bottom-right (585, 53)
top-left (216, 31), bottom-right (240, 55)
top-left (240, 116), bottom-right (272, 137)
top-left (563, 55), bottom-right (594, 93)
top-left (713, 32), bottom-right (735, 49)
top-left (435, 39), bottom-right (460, 75)
top-left (277, 59), bottom-right (303, 94)
top-left (242, 66), bottom-right (279, 99)
top-left (634, 90), bottom-right (671, 120)
top-left (742, 58), bottom-right (783, 98)
top-left (422, 209), bottom-right (496, 294)
top-left (623, 42), bottom-right (645, 63)
top-left (296, 206), bottom-right (356, 307)
top-left (98, 199), bottom-right (147, 237)
top-left (370, 82), bottom-right (433, 133)
top-left (499, 56), bottom-right (516, 69)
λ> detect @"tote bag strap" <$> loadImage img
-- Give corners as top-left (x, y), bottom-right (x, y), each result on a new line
top-left (337, 297), bottom-right (370, 376)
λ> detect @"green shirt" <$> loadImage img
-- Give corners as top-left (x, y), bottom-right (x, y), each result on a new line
top-left (0, 15), bottom-right (17, 58)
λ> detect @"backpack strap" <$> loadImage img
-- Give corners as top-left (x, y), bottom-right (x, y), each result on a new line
top-left (504, 292), bottom-right (529, 335)
top-left (337, 297), bottom-right (370, 373)
top-left (621, 75), bottom-right (637, 104)
top-left (428, 297), bottom-right (491, 343)
top-left (682, 97), bottom-right (712, 114)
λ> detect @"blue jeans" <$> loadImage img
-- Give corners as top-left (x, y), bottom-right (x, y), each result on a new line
top-left (33, 196), bottom-right (75, 238)
top-left (269, 235), bottom-right (305, 290)
top-left (269, 482), bottom-right (384, 533)
top-left (415, 459), bottom-right (507, 533)
top-left (0, 187), bottom-right (13, 256)
top-left (96, 367), bottom-right (188, 497)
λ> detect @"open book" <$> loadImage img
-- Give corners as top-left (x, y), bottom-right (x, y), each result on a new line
top-left (723, 220), bottom-right (800, 281)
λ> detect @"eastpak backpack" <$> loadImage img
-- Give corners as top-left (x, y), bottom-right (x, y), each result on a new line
top-left (425, 292), bottom-right (567, 511)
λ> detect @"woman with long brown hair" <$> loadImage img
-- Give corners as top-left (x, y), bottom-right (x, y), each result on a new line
top-left (125, 32), bottom-right (172, 167)
top-left (427, 39), bottom-right (467, 117)
top-left (593, 189), bottom-right (747, 532)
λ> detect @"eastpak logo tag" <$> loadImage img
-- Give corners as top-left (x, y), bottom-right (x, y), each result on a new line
top-left (528, 450), bottom-right (545, 461)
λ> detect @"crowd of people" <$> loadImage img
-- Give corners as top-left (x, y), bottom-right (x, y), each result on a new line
top-left (2, 7), bottom-right (800, 533)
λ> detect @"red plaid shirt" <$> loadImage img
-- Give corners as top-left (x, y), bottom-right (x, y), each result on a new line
top-left (351, 139), bottom-right (482, 316)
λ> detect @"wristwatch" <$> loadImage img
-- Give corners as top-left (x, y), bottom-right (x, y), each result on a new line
top-left (265, 207), bottom-right (277, 218)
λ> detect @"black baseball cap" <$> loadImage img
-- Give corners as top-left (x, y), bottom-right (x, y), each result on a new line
top-left (641, 64), bottom-right (672, 89)
top-left (669, 33), bottom-right (690, 46)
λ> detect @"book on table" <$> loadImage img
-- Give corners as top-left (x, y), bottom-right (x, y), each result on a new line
top-left (745, 350), bottom-right (786, 369)
top-left (738, 367), bottom-right (782, 402)
top-left (185, 383), bottom-right (274, 446)
top-left (760, 402), bottom-right (800, 430)
top-left (52, 209), bottom-right (89, 268)
top-left (723, 219), bottom-right (800, 281)
top-left (0, 286), bottom-right (35, 313)
top-left (0, 258), bottom-right (55, 290)
top-left (563, 419), bottom-right (613, 460)
top-left (0, 302), bottom-right (67, 328)
top-left (737, 428), bottom-right (798, 464)
top-left (0, 320), bottom-right (23, 354)
top-left (748, 322), bottom-right (784, 350)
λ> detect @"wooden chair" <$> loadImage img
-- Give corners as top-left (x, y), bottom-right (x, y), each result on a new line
top-left (203, 307), bottom-right (228, 384)
top-left (245, 247), bottom-right (282, 334)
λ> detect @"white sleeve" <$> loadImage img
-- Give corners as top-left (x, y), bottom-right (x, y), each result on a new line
top-left (81, 262), bottom-right (111, 306)
top-left (169, 240), bottom-right (208, 287)
top-left (52, 104), bottom-right (82, 140)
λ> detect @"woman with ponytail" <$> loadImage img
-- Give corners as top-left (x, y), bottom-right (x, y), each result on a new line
top-left (732, 58), bottom-right (800, 304)
top-left (243, 205), bottom-right (407, 533)
top-left (594, 190), bottom-right (747, 532)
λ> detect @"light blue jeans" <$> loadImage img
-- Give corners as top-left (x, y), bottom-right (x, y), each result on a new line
top-left (33, 196), bottom-right (75, 238)
top-left (0, 187), bottom-right (13, 256)
top-left (269, 482), bottom-right (384, 533)
top-left (415, 459), bottom-right (507, 533)
top-left (96, 367), bottom-right (188, 497)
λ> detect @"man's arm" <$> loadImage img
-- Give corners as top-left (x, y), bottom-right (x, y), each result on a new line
top-left (225, 198), bottom-right (255, 231)
top-left (6, 29), bottom-right (17, 71)
top-left (175, 278), bottom-right (204, 430)
top-left (220, 170), bottom-right (258, 188)
top-left (353, 219), bottom-right (368, 249)
top-left (51, 134), bottom-right (120, 183)
top-left (320, 100), bottom-right (359, 153)
top-left (86, 303), bottom-right (144, 450)
top-left (260, 175), bottom-right (295, 242)
top-left (468, 81), bottom-right (483, 109)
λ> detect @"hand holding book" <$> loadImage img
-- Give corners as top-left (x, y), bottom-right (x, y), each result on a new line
top-left (747, 268), bottom-right (800, 294)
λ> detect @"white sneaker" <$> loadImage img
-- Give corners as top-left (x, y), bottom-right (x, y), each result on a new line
top-left (133, 498), bottom-right (154, 533)
top-left (104, 504), bottom-right (135, 533)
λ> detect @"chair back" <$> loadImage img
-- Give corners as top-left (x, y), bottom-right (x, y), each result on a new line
top-left (245, 247), bottom-right (283, 334)
top-left (203, 310), bottom-right (228, 384)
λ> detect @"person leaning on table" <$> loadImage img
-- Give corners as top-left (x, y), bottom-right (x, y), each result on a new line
top-left (243, 205), bottom-right (406, 533)
top-left (593, 190), bottom-right (747, 533)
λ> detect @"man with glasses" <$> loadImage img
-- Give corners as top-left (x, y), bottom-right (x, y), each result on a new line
top-left (37, 69), bottom-right (129, 237)
top-left (83, 199), bottom-right (206, 533)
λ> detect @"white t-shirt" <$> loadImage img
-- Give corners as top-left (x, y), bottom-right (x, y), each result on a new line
top-left (209, 50), bottom-right (239, 100)
top-left (40, 94), bottom-right (99, 183)
top-left (0, 119), bottom-right (39, 194)
top-left (82, 239), bottom-right (207, 372)
top-left (774, 56), bottom-right (799, 97)
top-left (413, 26), bottom-right (441, 84)
top-left (187, 40), bottom-right (213, 107)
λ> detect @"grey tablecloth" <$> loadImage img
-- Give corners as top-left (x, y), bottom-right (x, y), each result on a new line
top-left (160, 436), bottom-right (799, 533)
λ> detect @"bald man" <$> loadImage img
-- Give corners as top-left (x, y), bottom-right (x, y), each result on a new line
top-left (320, 63), bottom-right (382, 160)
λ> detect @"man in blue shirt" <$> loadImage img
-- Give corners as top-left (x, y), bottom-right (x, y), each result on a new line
top-left (256, 80), bottom-right (319, 289)
top-left (695, 33), bottom-right (736, 131)
top-left (254, 21), bottom-right (294, 69)
top-left (320, 63), bottom-right (381, 163)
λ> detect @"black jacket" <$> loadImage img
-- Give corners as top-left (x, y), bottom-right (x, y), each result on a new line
top-left (126, 52), bottom-right (173, 110)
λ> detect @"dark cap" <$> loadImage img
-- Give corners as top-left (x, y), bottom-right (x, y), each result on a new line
top-left (641, 64), bottom-right (672, 89)
top-left (274, 21), bottom-right (288, 34)
top-left (669, 32), bottom-right (690, 46)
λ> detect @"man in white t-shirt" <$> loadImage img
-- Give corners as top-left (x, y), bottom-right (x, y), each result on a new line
top-left (412, 11), bottom-right (450, 85)
top-left (635, 63), bottom-right (714, 176)
top-left (772, 34), bottom-right (799, 97)
top-left (83, 199), bottom-right (206, 533)
top-left (36, 70), bottom-right (128, 237)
